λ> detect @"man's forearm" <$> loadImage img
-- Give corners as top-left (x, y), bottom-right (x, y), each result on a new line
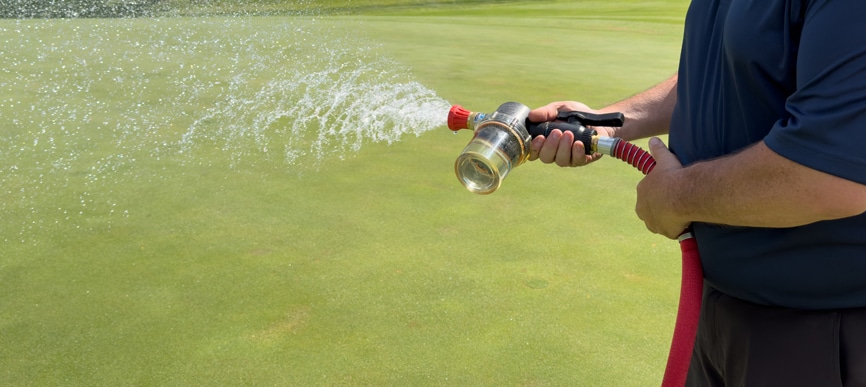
top-left (599, 73), bottom-right (678, 141)
top-left (657, 141), bottom-right (866, 229)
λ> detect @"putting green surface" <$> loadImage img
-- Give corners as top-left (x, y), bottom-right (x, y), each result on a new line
top-left (1, 1), bottom-right (686, 385)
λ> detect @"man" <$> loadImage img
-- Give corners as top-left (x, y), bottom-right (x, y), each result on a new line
top-left (528, 0), bottom-right (866, 385)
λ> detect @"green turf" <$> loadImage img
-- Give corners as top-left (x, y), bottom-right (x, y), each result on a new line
top-left (1, 1), bottom-right (686, 385)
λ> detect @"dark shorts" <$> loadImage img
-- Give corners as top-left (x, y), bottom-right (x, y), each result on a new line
top-left (686, 285), bottom-right (866, 387)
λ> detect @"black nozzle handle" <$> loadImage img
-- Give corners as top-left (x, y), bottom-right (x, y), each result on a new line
top-left (527, 121), bottom-right (597, 155)
top-left (525, 110), bottom-right (624, 155)
top-left (557, 111), bottom-right (625, 127)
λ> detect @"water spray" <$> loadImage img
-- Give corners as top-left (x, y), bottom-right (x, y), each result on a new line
top-left (447, 101), bottom-right (702, 387)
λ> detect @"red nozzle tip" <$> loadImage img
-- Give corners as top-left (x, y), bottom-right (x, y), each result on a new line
top-left (447, 104), bottom-right (472, 131)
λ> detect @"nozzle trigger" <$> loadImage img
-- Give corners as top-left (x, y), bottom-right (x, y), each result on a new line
top-left (556, 111), bottom-right (625, 127)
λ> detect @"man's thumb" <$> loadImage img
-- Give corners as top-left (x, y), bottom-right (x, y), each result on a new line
top-left (648, 137), bottom-right (669, 158)
top-left (645, 137), bottom-right (683, 173)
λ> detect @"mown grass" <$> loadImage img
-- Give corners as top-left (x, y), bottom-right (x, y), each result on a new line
top-left (0, 1), bottom-right (687, 385)
top-left (160, 0), bottom-right (688, 19)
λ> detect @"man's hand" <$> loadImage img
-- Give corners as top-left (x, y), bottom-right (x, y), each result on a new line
top-left (527, 101), bottom-right (614, 167)
top-left (635, 137), bottom-right (691, 239)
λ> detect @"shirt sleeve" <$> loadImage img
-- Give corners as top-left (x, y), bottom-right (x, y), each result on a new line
top-left (763, 0), bottom-right (866, 185)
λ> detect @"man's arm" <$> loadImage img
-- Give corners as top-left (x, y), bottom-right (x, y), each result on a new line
top-left (529, 73), bottom-right (678, 166)
top-left (598, 73), bottom-right (678, 141)
top-left (637, 138), bottom-right (866, 238)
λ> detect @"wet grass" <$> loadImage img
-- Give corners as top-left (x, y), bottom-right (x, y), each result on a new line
top-left (0, 1), bottom-right (686, 385)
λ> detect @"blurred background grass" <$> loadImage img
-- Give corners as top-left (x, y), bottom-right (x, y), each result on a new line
top-left (0, 1), bottom-right (687, 385)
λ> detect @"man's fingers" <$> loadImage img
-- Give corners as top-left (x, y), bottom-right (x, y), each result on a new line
top-left (528, 135), bottom-right (545, 161)
top-left (534, 129), bottom-right (598, 167)
top-left (554, 130), bottom-right (576, 167)
top-left (537, 130), bottom-right (562, 163)
top-left (571, 143), bottom-right (595, 167)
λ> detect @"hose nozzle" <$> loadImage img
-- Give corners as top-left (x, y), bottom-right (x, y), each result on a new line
top-left (447, 105), bottom-right (471, 131)
top-left (446, 102), bottom-right (625, 194)
top-left (448, 102), bottom-right (531, 194)
top-left (448, 104), bottom-right (486, 132)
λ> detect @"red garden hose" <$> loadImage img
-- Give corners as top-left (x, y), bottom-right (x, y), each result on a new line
top-left (665, 235), bottom-right (701, 387)
top-left (612, 139), bottom-right (703, 387)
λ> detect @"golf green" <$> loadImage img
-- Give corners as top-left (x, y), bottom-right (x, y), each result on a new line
top-left (1, 1), bottom-right (687, 385)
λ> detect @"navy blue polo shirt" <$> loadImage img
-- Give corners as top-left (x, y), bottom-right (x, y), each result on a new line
top-left (669, 0), bottom-right (866, 309)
